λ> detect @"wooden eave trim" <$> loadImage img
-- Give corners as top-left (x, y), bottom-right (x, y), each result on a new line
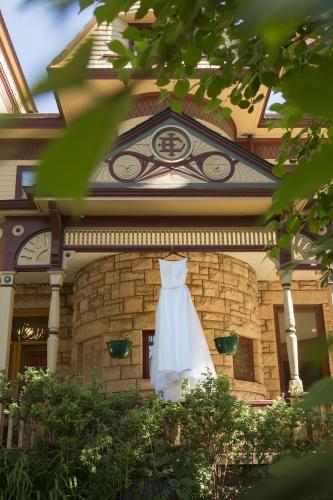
top-left (0, 199), bottom-right (36, 210)
top-left (0, 114), bottom-right (65, 129)
top-left (0, 12), bottom-right (37, 112)
top-left (48, 17), bottom-right (96, 68)
top-left (86, 187), bottom-right (276, 197)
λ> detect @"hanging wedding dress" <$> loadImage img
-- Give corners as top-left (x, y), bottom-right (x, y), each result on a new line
top-left (150, 258), bottom-right (216, 401)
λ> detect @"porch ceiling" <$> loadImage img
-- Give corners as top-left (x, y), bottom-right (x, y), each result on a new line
top-left (37, 197), bottom-right (272, 217)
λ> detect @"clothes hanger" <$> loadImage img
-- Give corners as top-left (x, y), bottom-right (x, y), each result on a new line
top-left (163, 247), bottom-right (186, 260)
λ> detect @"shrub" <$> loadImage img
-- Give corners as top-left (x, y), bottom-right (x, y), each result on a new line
top-left (0, 369), bottom-right (329, 499)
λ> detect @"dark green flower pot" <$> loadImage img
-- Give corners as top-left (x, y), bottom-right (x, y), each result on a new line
top-left (214, 336), bottom-right (239, 355)
top-left (106, 339), bottom-right (133, 359)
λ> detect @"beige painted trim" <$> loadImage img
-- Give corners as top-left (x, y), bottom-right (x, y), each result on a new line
top-left (64, 227), bottom-right (276, 248)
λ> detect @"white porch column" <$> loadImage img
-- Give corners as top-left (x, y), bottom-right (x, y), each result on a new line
top-left (0, 272), bottom-right (16, 374)
top-left (327, 272), bottom-right (333, 327)
top-left (279, 270), bottom-right (303, 393)
top-left (47, 271), bottom-right (64, 373)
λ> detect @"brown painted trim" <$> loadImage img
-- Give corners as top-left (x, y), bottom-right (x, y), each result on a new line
top-left (142, 329), bottom-right (154, 379)
top-left (257, 89), bottom-right (272, 129)
top-left (14, 265), bottom-right (50, 272)
top-left (13, 309), bottom-right (49, 316)
top-left (0, 199), bottom-right (36, 210)
top-left (15, 165), bottom-right (35, 199)
top-left (1, 115), bottom-right (65, 129)
top-left (63, 244), bottom-right (271, 252)
top-left (49, 201), bottom-right (63, 269)
top-left (248, 400), bottom-right (274, 407)
top-left (273, 304), bottom-right (330, 394)
top-left (88, 187), bottom-right (276, 198)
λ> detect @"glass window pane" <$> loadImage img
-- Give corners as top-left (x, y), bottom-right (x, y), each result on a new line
top-left (12, 316), bottom-right (48, 342)
top-left (276, 307), bottom-right (324, 392)
top-left (234, 338), bottom-right (254, 381)
top-left (21, 170), bottom-right (36, 187)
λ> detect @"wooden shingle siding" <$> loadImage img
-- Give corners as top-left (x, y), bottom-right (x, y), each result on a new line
top-left (0, 161), bottom-right (18, 199)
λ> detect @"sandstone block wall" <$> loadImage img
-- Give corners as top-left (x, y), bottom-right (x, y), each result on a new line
top-left (72, 252), bottom-right (267, 400)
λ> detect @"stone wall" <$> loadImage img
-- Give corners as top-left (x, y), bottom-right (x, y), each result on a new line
top-left (13, 283), bottom-right (73, 378)
top-left (72, 252), bottom-right (267, 400)
top-left (259, 280), bottom-right (333, 399)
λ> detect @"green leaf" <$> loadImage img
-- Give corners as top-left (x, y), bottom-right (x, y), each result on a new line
top-left (36, 89), bottom-right (133, 199)
top-left (108, 40), bottom-right (131, 57)
top-left (269, 141), bottom-right (333, 216)
top-left (238, 100), bottom-right (250, 109)
top-left (284, 56), bottom-right (333, 119)
top-left (122, 26), bottom-right (143, 42)
top-left (301, 336), bottom-right (333, 365)
top-left (204, 98), bottom-right (222, 113)
top-left (135, 0), bottom-right (151, 19)
top-left (261, 71), bottom-right (280, 87)
top-left (277, 234), bottom-right (290, 248)
top-left (119, 68), bottom-right (131, 85)
top-left (301, 378), bottom-right (333, 408)
top-left (170, 100), bottom-right (183, 113)
top-left (174, 79), bottom-right (190, 98)
top-left (94, 0), bottom-right (136, 24)
top-left (184, 44), bottom-right (202, 67)
top-left (245, 443), bottom-right (333, 500)
top-left (272, 164), bottom-right (286, 178)
top-left (156, 74), bottom-right (170, 87)
top-left (215, 107), bottom-right (232, 121)
top-left (79, 0), bottom-right (94, 11)
top-left (207, 75), bottom-right (223, 99)
top-left (158, 88), bottom-right (169, 101)
top-left (33, 40), bottom-right (92, 95)
top-left (287, 215), bottom-right (301, 234)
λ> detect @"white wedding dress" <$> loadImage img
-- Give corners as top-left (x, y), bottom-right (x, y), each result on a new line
top-left (150, 258), bottom-right (216, 401)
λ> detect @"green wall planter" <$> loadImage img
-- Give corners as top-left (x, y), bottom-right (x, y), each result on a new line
top-left (106, 339), bottom-right (133, 359)
top-left (214, 335), bottom-right (239, 355)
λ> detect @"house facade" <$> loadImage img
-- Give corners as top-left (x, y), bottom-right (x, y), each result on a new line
top-left (0, 9), bottom-right (332, 403)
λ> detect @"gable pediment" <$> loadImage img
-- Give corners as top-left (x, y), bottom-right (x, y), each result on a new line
top-left (91, 110), bottom-right (279, 195)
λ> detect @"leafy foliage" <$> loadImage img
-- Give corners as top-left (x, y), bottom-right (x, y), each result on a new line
top-left (0, 369), bottom-right (331, 499)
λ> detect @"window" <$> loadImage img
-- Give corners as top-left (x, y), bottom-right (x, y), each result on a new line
top-left (11, 315), bottom-right (48, 342)
top-left (275, 306), bottom-right (328, 392)
top-left (9, 311), bottom-right (48, 378)
top-left (143, 330), bottom-right (155, 379)
top-left (15, 167), bottom-right (35, 198)
top-left (233, 337), bottom-right (255, 381)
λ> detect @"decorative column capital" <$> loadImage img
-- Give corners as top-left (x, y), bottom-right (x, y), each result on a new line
top-left (278, 270), bottom-right (292, 287)
top-left (0, 272), bottom-right (16, 287)
top-left (48, 270), bottom-right (65, 288)
top-left (327, 271), bottom-right (333, 285)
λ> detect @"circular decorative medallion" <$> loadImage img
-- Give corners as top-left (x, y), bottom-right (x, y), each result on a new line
top-left (12, 225), bottom-right (24, 237)
top-left (150, 126), bottom-right (193, 163)
top-left (112, 154), bottom-right (142, 181)
top-left (202, 154), bottom-right (232, 181)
